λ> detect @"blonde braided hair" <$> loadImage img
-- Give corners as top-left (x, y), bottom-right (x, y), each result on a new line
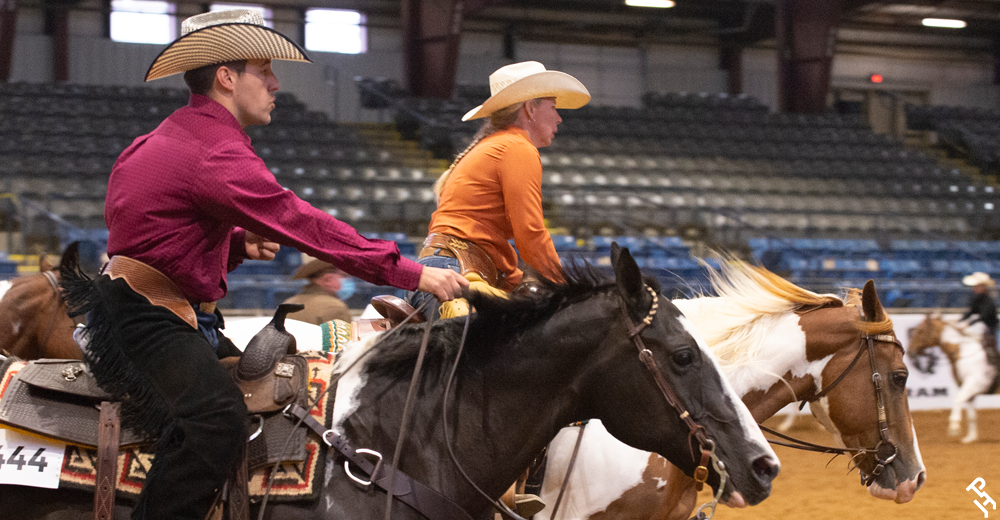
top-left (433, 99), bottom-right (541, 200)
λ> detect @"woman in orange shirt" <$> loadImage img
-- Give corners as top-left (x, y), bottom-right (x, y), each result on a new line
top-left (407, 61), bottom-right (590, 319)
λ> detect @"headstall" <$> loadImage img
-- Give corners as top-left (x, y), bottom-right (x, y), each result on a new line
top-left (619, 286), bottom-right (728, 520)
top-left (758, 308), bottom-right (900, 487)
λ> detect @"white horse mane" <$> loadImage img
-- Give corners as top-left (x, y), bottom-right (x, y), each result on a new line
top-left (673, 260), bottom-right (843, 373)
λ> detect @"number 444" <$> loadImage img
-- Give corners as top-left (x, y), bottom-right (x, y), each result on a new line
top-left (0, 445), bottom-right (49, 472)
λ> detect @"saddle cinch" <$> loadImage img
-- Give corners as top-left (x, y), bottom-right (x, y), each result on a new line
top-left (0, 303), bottom-right (312, 519)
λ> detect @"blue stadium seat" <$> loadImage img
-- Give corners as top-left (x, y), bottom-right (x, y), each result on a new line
top-left (550, 235), bottom-right (579, 251)
top-left (592, 235), bottom-right (644, 254)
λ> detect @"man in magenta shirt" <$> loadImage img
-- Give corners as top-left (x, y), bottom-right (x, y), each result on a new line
top-left (64, 10), bottom-right (466, 520)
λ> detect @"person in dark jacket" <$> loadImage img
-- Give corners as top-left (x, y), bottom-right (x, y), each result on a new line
top-left (961, 271), bottom-right (999, 352)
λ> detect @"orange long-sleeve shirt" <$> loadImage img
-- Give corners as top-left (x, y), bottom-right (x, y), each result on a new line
top-left (429, 126), bottom-right (562, 287)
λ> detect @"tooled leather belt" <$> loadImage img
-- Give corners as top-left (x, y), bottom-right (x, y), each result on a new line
top-left (417, 233), bottom-right (510, 291)
top-left (103, 256), bottom-right (199, 329)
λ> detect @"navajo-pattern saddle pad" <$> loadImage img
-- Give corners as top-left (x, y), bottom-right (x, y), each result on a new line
top-left (0, 350), bottom-right (339, 503)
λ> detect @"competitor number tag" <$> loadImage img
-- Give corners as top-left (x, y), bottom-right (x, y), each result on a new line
top-left (0, 428), bottom-right (66, 489)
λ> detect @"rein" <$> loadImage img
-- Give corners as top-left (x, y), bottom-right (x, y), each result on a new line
top-left (758, 311), bottom-right (900, 487)
top-left (549, 421), bottom-right (587, 520)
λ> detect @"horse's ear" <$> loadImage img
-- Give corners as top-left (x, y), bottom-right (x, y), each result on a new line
top-left (861, 279), bottom-right (886, 322)
top-left (58, 242), bottom-right (81, 279)
top-left (612, 243), bottom-right (647, 309)
top-left (39, 254), bottom-right (54, 272)
top-left (609, 242), bottom-right (622, 267)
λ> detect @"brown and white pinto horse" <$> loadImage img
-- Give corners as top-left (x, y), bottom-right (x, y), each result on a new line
top-left (908, 314), bottom-right (998, 443)
top-left (538, 263), bottom-right (926, 520)
top-left (0, 243), bottom-right (81, 360)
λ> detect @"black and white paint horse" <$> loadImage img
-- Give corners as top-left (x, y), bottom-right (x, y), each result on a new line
top-left (3, 246), bottom-right (779, 519)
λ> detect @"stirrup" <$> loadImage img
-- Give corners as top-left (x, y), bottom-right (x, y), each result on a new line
top-left (515, 494), bottom-right (546, 517)
top-left (371, 295), bottom-right (425, 325)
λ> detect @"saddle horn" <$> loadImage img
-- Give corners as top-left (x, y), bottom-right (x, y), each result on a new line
top-left (237, 303), bottom-right (304, 381)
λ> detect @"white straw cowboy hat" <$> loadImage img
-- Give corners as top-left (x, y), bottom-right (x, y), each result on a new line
top-left (461, 61), bottom-right (591, 121)
top-left (963, 272), bottom-right (995, 287)
top-left (145, 9), bottom-right (311, 82)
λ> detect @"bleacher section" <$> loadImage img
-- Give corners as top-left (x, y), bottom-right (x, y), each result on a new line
top-left (905, 103), bottom-right (1000, 180)
top-left (383, 87), bottom-right (995, 243)
top-left (3, 79), bottom-right (999, 309)
top-left (0, 81), bottom-right (450, 304)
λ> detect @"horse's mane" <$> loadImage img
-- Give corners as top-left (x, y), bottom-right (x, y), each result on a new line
top-left (677, 260), bottom-right (844, 369)
top-left (357, 262), bottom-right (659, 381)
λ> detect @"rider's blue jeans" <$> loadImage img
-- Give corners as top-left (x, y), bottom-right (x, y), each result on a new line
top-left (405, 255), bottom-right (461, 321)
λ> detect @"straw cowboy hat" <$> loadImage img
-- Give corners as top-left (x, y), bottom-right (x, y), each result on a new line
top-left (963, 272), bottom-right (995, 287)
top-left (461, 61), bottom-right (591, 121)
top-left (292, 259), bottom-right (343, 280)
top-left (145, 9), bottom-right (311, 82)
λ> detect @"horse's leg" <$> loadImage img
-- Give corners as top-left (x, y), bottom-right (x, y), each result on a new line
top-left (962, 401), bottom-right (979, 443)
top-left (775, 412), bottom-right (797, 433)
top-left (948, 397), bottom-right (964, 436)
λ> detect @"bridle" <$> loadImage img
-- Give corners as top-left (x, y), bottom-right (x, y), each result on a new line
top-left (758, 308), bottom-right (900, 487)
top-left (618, 285), bottom-right (728, 520)
top-left (620, 287), bottom-right (714, 479)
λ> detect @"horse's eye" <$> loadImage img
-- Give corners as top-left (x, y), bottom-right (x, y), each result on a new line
top-left (892, 371), bottom-right (908, 387)
top-left (672, 350), bottom-right (693, 366)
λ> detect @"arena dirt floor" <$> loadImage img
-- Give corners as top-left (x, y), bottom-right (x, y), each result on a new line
top-left (694, 409), bottom-right (999, 520)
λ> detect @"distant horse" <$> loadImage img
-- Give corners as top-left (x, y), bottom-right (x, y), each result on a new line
top-left (0, 243), bottom-right (81, 360)
top-left (1, 246), bottom-right (779, 519)
top-left (908, 314), bottom-right (998, 443)
top-left (537, 262), bottom-right (926, 520)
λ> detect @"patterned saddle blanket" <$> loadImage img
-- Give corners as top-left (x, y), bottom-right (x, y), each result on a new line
top-left (0, 350), bottom-right (339, 502)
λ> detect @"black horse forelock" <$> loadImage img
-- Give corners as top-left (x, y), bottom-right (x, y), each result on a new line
top-left (366, 259), bottom-right (662, 382)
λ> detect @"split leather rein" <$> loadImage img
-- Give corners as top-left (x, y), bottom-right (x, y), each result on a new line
top-left (757, 309), bottom-right (900, 487)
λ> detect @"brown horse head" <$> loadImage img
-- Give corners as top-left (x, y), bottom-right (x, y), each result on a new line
top-left (685, 265), bottom-right (924, 504)
top-left (907, 314), bottom-right (950, 358)
top-left (799, 280), bottom-right (925, 503)
top-left (0, 243), bottom-right (82, 360)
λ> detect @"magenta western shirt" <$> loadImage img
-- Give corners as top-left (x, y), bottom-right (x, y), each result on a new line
top-left (105, 94), bottom-right (422, 303)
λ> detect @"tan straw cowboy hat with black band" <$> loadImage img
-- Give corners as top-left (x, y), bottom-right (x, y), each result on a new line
top-left (292, 259), bottom-right (343, 280)
top-left (462, 61), bottom-right (591, 121)
top-left (145, 9), bottom-right (311, 82)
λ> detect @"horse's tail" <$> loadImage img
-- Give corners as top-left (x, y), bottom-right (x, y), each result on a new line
top-left (58, 241), bottom-right (98, 319)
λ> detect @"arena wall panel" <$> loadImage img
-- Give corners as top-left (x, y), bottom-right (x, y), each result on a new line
top-left (5, 7), bottom-right (1000, 121)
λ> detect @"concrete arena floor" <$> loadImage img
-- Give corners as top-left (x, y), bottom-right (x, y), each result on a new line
top-left (694, 409), bottom-right (1000, 520)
